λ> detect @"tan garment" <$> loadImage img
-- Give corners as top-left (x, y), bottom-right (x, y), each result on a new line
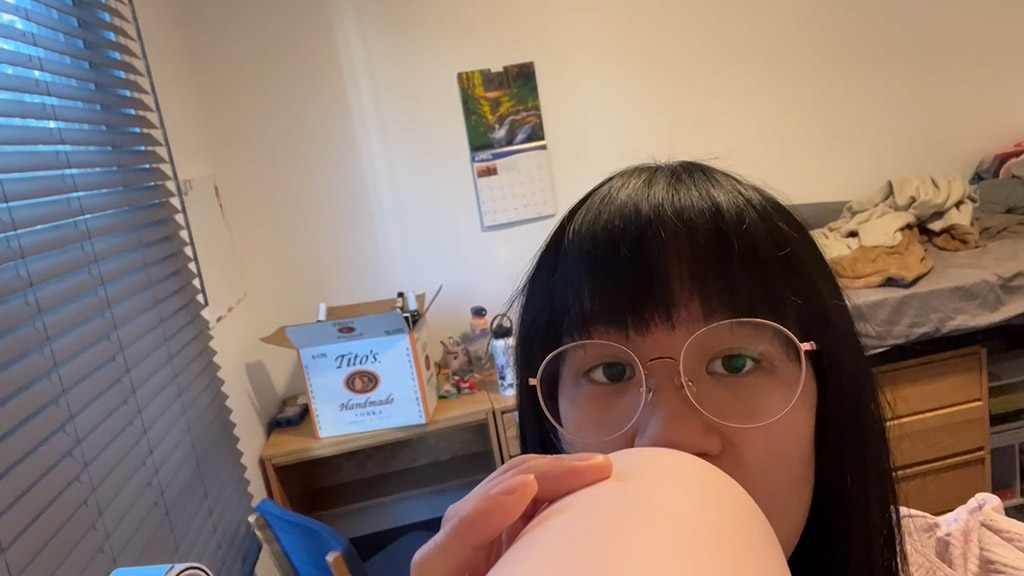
top-left (925, 223), bottom-right (980, 251)
top-left (830, 227), bottom-right (933, 289)
top-left (811, 176), bottom-right (978, 260)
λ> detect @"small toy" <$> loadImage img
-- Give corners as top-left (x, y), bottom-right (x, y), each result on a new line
top-left (439, 378), bottom-right (459, 399)
top-left (441, 336), bottom-right (479, 395)
top-left (269, 393), bottom-right (309, 432)
top-left (453, 373), bottom-right (480, 395)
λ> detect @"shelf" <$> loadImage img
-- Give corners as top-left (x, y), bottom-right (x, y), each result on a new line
top-left (300, 450), bottom-right (497, 537)
top-left (991, 420), bottom-right (1024, 435)
top-left (277, 418), bottom-right (495, 495)
top-left (301, 450), bottom-right (495, 515)
top-left (989, 350), bottom-right (1024, 388)
top-left (992, 426), bottom-right (1024, 446)
top-left (990, 377), bottom-right (1024, 389)
top-left (312, 472), bottom-right (487, 538)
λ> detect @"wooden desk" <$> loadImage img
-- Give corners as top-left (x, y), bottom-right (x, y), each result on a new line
top-left (261, 391), bottom-right (501, 537)
top-left (490, 392), bottom-right (520, 462)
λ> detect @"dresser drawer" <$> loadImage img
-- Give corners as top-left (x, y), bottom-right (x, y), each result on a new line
top-left (887, 402), bottom-right (988, 468)
top-left (896, 451), bottom-right (988, 514)
top-left (876, 349), bottom-right (984, 420)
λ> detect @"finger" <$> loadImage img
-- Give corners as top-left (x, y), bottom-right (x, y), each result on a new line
top-left (474, 452), bottom-right (608, 494)
top-left (412, 473), bottom-right (539, 576)
top-left (485, 453), bottom-right (612, 502)
top-left (437, 455), bottom-right (546, 531)
top-left (473, 454), bottom-right (548, 491)
top-left (440, 453), bottom-right (612, 531)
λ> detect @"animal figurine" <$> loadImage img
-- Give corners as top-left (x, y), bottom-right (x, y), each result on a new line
top-left (441, 336), bottom-right (479, 395)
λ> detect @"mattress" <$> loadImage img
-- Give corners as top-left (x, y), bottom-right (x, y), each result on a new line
top-left (846, 234), bottom-right (1024, 350)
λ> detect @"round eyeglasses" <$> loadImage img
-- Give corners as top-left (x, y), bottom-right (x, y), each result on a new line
top-left (529, 318), bottom-right (817, 445)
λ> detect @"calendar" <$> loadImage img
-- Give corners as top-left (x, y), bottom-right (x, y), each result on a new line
top-left (471, 142), bottom-right (557, 227)
top-left (457, 61), bottom-right (557, 228)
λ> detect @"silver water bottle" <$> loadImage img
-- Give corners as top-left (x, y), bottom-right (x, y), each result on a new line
top-left (490, 314), bottom-right (517, 396)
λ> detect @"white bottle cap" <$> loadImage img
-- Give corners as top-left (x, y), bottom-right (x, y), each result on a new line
top-left (316, 302), bottom-right (327, 322)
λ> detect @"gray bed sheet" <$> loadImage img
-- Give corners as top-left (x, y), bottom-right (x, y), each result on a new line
top-left (790, 201), bottom-right (1024, 350)
top-left (847, 235), bottom-right (1024, 350)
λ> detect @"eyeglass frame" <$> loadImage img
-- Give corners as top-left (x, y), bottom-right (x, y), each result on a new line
top-left (527, 318), bottom-right (818, 444)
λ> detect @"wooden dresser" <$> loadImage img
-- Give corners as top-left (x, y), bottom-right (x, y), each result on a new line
top-left (876, 346), bottom-right (991, 514)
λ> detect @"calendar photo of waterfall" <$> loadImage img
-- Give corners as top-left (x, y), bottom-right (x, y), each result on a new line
top-left (457, 61), bottom-right (546, 153)
top-left (457, 61), bottom-right (557, 228)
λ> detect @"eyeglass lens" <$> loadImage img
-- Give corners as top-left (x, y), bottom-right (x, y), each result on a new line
top-left (536, 320), bottom-right (806, 445)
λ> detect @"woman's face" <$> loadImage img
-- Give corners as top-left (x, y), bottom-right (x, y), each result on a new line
top-left (555, 317), bottom-right (817, 557)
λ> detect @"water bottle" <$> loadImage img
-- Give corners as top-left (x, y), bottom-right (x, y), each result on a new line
top-left (466, 305), bottom-right (491, 374)
top-left (490, 314), bottom-right (517, 396)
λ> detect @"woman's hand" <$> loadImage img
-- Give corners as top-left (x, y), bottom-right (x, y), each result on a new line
top-left (411, 453), bottom-right (612, 576)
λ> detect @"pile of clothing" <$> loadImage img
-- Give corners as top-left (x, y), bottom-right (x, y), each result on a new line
top-left (810, 176), bottom-right (979, 288)
top-left (973, 141), bottom-right (1024, 183)
top-left (974, 141), bottom-right (1024, 244)
top-left (811, 141), bottom-right (1024, 289)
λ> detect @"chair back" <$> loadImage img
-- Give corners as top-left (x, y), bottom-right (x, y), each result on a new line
top-left (248, 512), bottom-right (296, 576)
top-left (253, 499), bottom-right (366, 576)
top-left (326, 552), bottom-right (353, 576)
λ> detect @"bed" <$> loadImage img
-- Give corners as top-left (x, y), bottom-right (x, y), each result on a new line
top-left (792, 203), bottom-right (1024, 351)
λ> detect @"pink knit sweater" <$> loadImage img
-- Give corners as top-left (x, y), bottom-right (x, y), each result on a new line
top-left (902, 494), bottom-right (1024, 575)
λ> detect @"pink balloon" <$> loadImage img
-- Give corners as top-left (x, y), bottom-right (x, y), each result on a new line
top-left (488, 447), bottom-right (790, 575)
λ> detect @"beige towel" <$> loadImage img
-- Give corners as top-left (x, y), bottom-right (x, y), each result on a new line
top-left (811, 176), bottom-right (979, 260)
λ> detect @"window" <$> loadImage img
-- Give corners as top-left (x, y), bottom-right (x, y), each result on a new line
top-left (0, 1), bottom-right (257, 574)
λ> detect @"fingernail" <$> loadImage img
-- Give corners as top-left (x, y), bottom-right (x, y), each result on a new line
top-left (565, 453), bottom-right (608, 463)
top-left (491, 474), bottom-right (535, 497)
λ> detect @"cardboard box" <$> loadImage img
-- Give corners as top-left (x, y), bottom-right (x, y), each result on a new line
top-left (261, 292), bottom-right (439, 438)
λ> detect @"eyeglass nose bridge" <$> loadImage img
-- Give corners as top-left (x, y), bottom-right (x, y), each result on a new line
top-left (641, 357), bottom-right (694, 401)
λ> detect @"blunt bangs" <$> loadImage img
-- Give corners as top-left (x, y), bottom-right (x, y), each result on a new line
top-left (550, 162), bottom-right (808, 341)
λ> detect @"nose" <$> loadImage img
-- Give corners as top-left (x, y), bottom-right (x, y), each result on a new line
top-left (633, 359), bottom-right (723, 457)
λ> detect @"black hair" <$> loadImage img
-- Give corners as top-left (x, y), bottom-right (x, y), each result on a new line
top-left (512, 162), bottom-right (905, 575)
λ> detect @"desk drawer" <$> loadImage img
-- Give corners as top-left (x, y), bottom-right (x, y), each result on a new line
top-left (888, 402), bottom-right (988, 468)
top-left (877, 350), bottom-right (984, 420)
top-left (897, 451), bottom-right (988, 514)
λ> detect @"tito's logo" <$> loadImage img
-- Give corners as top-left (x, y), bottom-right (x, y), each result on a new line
top-left (345, 370), bottom-right (380, 395)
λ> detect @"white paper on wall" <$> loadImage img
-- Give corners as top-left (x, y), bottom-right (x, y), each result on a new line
top-left (181, 175), bottom-right (246, 327)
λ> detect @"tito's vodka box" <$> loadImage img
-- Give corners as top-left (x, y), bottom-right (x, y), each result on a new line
top-left (261, 294), bottom-right (439, 438)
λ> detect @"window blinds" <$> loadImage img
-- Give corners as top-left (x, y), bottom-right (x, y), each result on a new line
top-left (0, 1), bottom-right (258, 575)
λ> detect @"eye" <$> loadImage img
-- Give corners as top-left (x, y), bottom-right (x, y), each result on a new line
top-left (585, 362), bottom-right (636, 384)
top-left (707, 353), bottom-right (759, 376)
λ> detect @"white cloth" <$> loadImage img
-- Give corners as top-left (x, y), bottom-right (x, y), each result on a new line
top-left (903, 494), bottom-right (1024, 575)
top-left (810, 176), bottom-right (978, 260)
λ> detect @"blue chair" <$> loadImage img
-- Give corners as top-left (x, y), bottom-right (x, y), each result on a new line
top-left (252, 499), bottom-right (434, 576)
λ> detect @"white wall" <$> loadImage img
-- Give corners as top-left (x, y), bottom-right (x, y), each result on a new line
top-left (138, 0), bottom-right (391, 395)
top-left (344, 0), bottom-right (1024, 341)
top-left (136, 0), bottom-right (1024, 534)
top-left (134, 2), bottom-right (278, 574)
